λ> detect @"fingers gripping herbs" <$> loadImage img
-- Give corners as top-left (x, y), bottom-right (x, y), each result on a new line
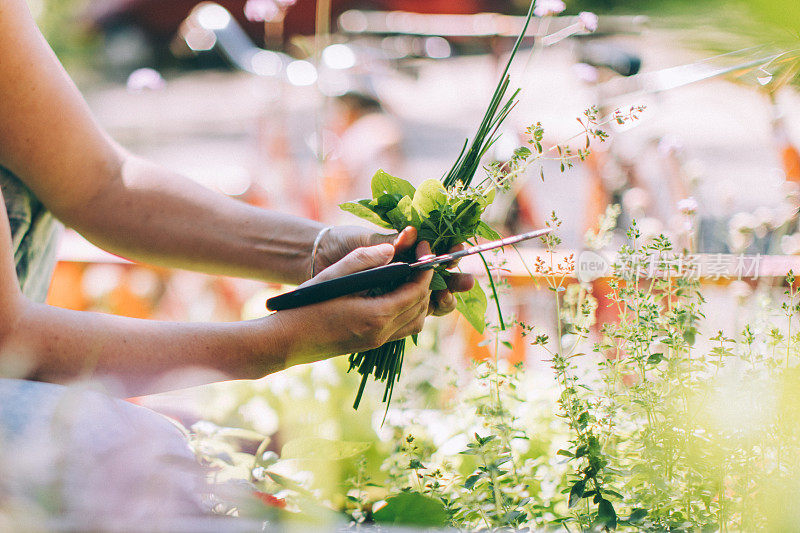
top-left (341, 171), bottom-right (499, 410)
top-left (338, 1), bottom-right (539, 413)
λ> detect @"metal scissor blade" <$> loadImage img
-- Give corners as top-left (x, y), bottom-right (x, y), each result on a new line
top-left (410, 228), bottom-right (553, 269)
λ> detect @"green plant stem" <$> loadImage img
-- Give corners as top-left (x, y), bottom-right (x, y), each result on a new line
top-left (788, 286), bottom-right (794, 369)
top-left (478, 251), bottom-right (506, 331)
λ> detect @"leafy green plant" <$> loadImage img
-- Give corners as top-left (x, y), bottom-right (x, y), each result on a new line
top-left (173, 245), bottom-right (800, 532)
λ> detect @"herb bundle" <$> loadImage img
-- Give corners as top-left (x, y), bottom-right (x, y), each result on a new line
top-left (340, 1), bottom-right (536, 411)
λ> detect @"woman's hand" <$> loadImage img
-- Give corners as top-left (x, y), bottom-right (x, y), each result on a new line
top-left (313, 225), bottom-right (474, 317)
top-left (271, 239), bottom-right (435, 366)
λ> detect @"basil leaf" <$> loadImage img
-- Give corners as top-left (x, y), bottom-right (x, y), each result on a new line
top-left (412, 179), bottom-right (449, 217)
top-left (371, 169), bottom-right (416, 199)
top-left (476, 221), bottom-right (502, 240)
top-left (385, 196), bottom-right (419, 231)
top-left (340, 202), bottom-right (394, 229)
top-left (430, 271), bottom-right (448, 291)
top-left (456, 282), bottom-right (487, 334)
top-left (373, 193), bottom-right (404, 211)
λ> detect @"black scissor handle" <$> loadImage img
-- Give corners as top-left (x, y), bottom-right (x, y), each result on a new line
top-left (267, 262), bottom-right (414, 311)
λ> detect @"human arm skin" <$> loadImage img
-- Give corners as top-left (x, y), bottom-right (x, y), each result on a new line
top-left (0, 0), bottom-right (329, 285)
top-left (0, 184), bottom-right (434, 395)
top-left (0, 0), bottom-right (472, 300)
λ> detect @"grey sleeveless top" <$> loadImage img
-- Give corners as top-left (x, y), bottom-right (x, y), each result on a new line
top-left (0, 165), bottom-right (61, 302)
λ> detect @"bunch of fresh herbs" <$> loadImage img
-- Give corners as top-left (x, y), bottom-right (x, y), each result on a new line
top-left (338, 0), bottom-right (537, 411)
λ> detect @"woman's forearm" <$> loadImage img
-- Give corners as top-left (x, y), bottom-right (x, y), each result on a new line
top-left (2, 297), bottom-right (289, 396)
top-left (67, 154), bottom-right (325, 285)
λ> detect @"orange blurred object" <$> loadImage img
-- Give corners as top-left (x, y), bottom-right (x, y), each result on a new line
top-left (782, 145), bottom-right (800, 183)
top-left (46, 262), bottom-right (89, 311)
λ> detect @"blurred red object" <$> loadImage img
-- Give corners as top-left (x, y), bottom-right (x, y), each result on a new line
top-left (254, 491), bottom-right (287, 508)
top-left (88, 0), bottom-right (511, 48)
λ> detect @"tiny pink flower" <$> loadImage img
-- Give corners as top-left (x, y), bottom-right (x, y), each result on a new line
top-left (577, 11), bottom-right (599, 32)
top-left (578, 11), bottom-right (598, 33)
top-left (534, 0), bottom-right (566, 17)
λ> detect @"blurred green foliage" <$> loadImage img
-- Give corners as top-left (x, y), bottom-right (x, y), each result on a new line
top-left (25, 0), bottom-right (97, 67)
top-left (741, 0), bottom-right (800, 36)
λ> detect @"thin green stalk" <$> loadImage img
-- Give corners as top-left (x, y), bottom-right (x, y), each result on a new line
top-left (478, 251), bottom-right (506, 331)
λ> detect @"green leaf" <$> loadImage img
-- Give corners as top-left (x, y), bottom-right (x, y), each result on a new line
top-left (597, 499), bottom-right (617, 529)
top-left (514, 146), bottom-right (531, 159)
top-left (476, 221), bottom-right (501, 240)
top-left (464, 473), bottom-right (482, 490)
top-left (430, 271), bottom-right (448, 291)
top-left (628, 508), bottom-right (648, 524)
top-left (568, 480), bottom-right (585, 508)
top-left (455, 200), bottom-right (483, 228)
top-left (371, 169), bottom-right (416, 199)
top-left (264, 470), bottom-right (314, 497)
top-left (484, 187), bottom-right (496, 206)
top-left (412, 179), bottom-right (449, 217)
top-left (556, 449), bottom-right (574, 458)
top-left (408, 459), bottom-right (425, 469)
top-left (372, 492), bottom-right (449, 527)
top-left (455, 282), bottom-right (487, 334)
top-left (280, 437), bottom-right (370, 461)
top-left (503, 509), bottom-right (526, 526)
top-left (647, 352), bottom-right (664, 365)
top-left (385, 195), bottom-right (420, 231)
top-left (340, 201), bottom-right (394, 229)
top-left (374, 193), bottom-right (404, 211)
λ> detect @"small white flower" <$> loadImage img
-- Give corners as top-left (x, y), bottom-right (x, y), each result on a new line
top-left (677, 197), bottom-right (699, 216)
top-left (534, 0), bottom-right (566, 17)
top-left (577, 11), bottom-right (599, 32)
top-left (126, 68), bottom-right (165, 93)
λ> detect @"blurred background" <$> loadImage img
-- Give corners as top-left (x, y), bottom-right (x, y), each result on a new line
top-left (31, 0), bottom-right (800, 416)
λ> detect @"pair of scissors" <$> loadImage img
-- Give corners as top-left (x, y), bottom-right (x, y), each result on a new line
top-left (266, 228), bottom-right (553, 311)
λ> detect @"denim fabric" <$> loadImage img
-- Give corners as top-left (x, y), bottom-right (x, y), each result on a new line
top-left (0, 165), bottom-right (61, 302)
top-left (0, 379), bottom-right (210, 525)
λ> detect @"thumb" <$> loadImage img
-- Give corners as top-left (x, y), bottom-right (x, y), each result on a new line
top-left (313, 243), bottom-right (395, 282)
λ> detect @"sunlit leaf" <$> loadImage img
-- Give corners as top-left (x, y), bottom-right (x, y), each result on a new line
top-left (371, 169), bottom-right (416, 199)
top-left (412, 179), bottom-right (449, 217)
top-left (373, 492), bottom-right (449, 527)
top-left (456, 282), bottom-right (488, 334)
top-left (340, 201), bottom-right (394, 229)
